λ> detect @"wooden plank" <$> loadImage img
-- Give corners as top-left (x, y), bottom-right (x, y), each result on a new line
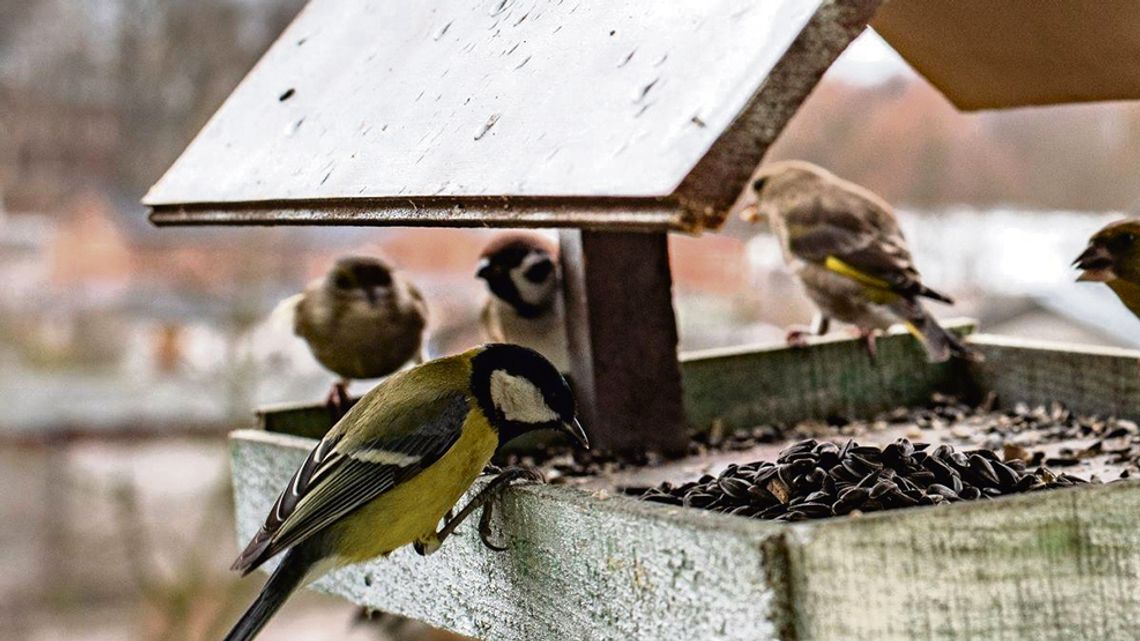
top-left (143, 1), bottom-right (880, 230)
top-left (873, 1), bottom-right (1140, 110)
top-left (230, 429), bottom-right (1140, 641)
top-left (676, 0), bottom-right (882, 225)
top-left (967, 334), bottom-right (1140, 421)
top-left (680, 320), bottom-right (977, 434)
top-left (255, 400), bottom-right (335, 440)
top-left (149, 197), bottom-right (690, 232)
top-left (559, 230), bottom-right (688, 455)
top-left (784, 480), bottom-right (1140, 641)
top-left (143, 0), bottom-right (827, 227)
top-left (265, 325), bottom-right (1140, 451)
top-left (256, 320), bottom-right (978, 442)
top-left (230, 430), bottom-right (784, 641)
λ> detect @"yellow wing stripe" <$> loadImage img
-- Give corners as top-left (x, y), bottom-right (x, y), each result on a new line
top-left (824, 256), bottom-right (892, 290)
top-left (903, 321), bottom-right (923, 340)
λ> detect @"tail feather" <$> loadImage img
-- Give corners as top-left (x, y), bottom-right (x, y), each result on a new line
top-left (223, 549), bottom-right (311, 641)
top-left (915, 284), bottom-right (954, 305)
top-left (894, 301), bottom-right (982, 363)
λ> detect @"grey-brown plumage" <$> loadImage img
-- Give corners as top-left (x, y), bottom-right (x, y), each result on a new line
top-left (476, 233), bottom-right (569, 371)
top-left (294, 256), bottom-right (428, 383)
top-left (739, 160), bottom-right (978, 362)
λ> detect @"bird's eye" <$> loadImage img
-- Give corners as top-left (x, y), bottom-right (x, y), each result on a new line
top-left (334, 274), bottom-right (353, 289)
top-left (1109, 232), bottom-right (1136, 252)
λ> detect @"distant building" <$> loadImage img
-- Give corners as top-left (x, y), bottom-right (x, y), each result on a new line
top-left (0, 203), bottom-right (55, 311)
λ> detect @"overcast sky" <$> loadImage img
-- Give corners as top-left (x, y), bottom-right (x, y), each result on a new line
top-left (828, 29), bottom-right (915, 86)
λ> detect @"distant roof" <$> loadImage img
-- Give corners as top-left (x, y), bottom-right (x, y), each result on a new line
top-left (144, 0), bottom-right (878, 232)
top-left (873, 1), bottom-right (1140, 110)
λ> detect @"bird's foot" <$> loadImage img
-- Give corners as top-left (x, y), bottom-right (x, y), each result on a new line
top-left (859, 329), bottom-right (879, 362)
top-left (430, 466), bottom-right (545, 553)
top-left (785, 326), bottom-right (813, 348)
top-left (324, 381), bottom-right (353, 422)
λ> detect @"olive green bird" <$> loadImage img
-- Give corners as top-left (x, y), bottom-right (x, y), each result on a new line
top-left (1073, 218), bottom-right (1140, 318)
top-left (738, 160), bottom-right (979, 362)
top-left (222, 344), bottom-right (588, 641)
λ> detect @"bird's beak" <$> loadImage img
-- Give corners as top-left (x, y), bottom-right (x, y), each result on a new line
top-left (476, 258), bottom-right (492, 281)
top-left (739, 202), bottom-right (763, 224)
top-left (562, 417), bottom-right (590, 450)
top-left (731, 191), bottom-right (764, 224)
top-left (1073, 243), bottom-right (1116, 282)
top-left (1076, 268), bottom-right (1116, 282)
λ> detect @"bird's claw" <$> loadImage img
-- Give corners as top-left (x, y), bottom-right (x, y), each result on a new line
top-left (325, 381), bottom-right (353, 421)
top-left (478, 500), bottom-right (508, 552)
top-left (429, 465), bottom-right (545, 554)
top-left (785, 327), bottom-right (812, 348)
top-left (860, 329), bottom-right (879, 362)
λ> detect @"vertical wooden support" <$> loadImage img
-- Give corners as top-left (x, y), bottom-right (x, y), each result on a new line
top-left (559, 230), bottom-right (688, 456)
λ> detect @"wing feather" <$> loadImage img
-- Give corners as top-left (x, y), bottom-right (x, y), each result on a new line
top-left (783, 193), bottom-right (949, 303)
top-left (232, 392), bottom-right (470, 574)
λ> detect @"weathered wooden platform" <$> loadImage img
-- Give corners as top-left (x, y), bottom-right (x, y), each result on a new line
top-left (231, 326), bottom-right (1140, 641)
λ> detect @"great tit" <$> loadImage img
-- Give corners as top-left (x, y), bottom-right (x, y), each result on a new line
top-left (476, 233), bottom-right (569, 372)
top-left (291, 256), bottom-right (428, 411)
top-left (223, 344), bottom-right (587, 641)
top-left (1074, 218), bottom-right (1140, 319)
top-left (737, 160), bottom-right (979, 362)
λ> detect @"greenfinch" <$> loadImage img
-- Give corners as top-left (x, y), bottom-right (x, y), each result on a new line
top-left (1074, 218), bottom-right (1140, 318)
top-left (738, 160), bottom-right (979, 362)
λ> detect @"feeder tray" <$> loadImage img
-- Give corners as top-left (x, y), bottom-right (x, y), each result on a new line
top-left (232, 325), bottom-right (1140, 641)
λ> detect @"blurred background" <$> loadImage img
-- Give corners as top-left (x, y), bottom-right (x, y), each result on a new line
top-left (2, 1), bottom-right (1140, 640)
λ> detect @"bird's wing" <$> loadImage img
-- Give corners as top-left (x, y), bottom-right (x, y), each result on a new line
top-left (267, 293), bottom-right (305, 337)
top-left (784, 192), bottom-right (951, 304)
top-left (232, 391), bottom-right (470, 574)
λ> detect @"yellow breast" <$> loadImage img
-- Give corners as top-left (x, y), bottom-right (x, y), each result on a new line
top-left (329, 404), bottom-right (499, 564)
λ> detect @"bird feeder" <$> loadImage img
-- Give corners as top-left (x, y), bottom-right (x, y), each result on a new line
top-left (147, 1), bottom-right (1140, 639)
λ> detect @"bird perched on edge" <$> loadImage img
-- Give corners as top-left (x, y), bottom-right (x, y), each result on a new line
top-left (476, 233), bottom-right (570, 372)
top-left (288, 255), bottom-right (428, 413)
top-left (222, 344), bottom-right (587, 641)
top-left (1073, 218), bottom-right (1140, 318)
top-left (736, 160), bottom-right (979, 363)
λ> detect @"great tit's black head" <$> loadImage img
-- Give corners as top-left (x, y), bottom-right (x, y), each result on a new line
top-left (471, 343), bottom-right (587, 449)
top-left (1075, 219), bottom-right (1140, 283)
top-left (476, 233), bottom-right (559, 318)
top-left (327, 256), bottom-right (395, 306)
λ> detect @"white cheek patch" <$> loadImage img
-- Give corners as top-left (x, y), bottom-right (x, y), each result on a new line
top-left (490, 370), bottom-right (560, 424)
top-left (509, 252), bottom-right (557, 307)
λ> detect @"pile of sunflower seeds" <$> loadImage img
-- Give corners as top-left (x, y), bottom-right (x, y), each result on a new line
top-left (637, 438), bottom-right (1091, 521)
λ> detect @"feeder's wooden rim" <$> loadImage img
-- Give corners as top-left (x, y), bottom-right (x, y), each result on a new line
top-left (149, 196), bottom-right (693, 232)
top-left (967, 332), bottom-right (1140, 359)
top-left (231, 427), bottom-right (1140, 641)
top-left (231, 426), bottom-right (1140, 531)
top-left (682, 318), bottom-right (977, 361)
